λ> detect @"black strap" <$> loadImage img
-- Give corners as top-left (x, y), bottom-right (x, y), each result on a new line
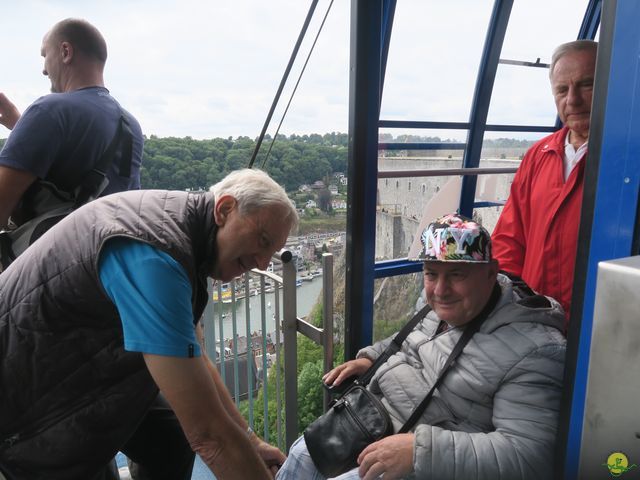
top-left (73, 109), bottom-right (133, 207)
top-left (498, 270), bottom-right (537, 298)
top-left (358, 302), bottom-right (432, 386)
top-left (398, 282), bottom-right (502, 433)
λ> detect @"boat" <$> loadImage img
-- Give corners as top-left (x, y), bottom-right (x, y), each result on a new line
top-left (212, 285), bottom-right (232, 303)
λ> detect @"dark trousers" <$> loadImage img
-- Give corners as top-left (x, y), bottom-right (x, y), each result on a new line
top-left (0, 395), bottom-right (193, 480)
top-left (95, 394), bottom-right (195, 480)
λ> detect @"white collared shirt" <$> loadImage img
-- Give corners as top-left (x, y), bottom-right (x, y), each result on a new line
top-left (563, 132), bottom-right (588, 182)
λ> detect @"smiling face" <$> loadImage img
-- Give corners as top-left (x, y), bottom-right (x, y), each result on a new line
top-left (211, 195), bottom-right (291, 282)
top-left (423, 261), bottom-right (498, 327)
top-left (551, 48), bottom-right (596, 146)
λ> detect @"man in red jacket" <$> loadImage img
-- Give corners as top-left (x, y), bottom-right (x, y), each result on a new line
top-left (491, 40), bottom-right (597, 328)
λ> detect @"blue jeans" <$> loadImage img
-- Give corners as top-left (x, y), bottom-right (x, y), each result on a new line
top-left (276, 437), bottom-right (374, 480)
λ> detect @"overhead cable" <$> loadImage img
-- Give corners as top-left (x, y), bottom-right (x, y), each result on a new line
top-left (248, 0), bottom-right (319, 169)
top-left (261, 0), bottom-right (335, 169)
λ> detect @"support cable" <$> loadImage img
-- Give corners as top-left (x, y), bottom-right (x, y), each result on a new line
top-left (248, 0), bottom-right (319, 168)
top-left (261, 0), bottom-right (335, 169)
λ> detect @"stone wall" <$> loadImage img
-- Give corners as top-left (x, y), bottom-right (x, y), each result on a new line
top-left (375, 211), bottom-right (419, 260)
top-left (375, 156), bottom-right (521, 260)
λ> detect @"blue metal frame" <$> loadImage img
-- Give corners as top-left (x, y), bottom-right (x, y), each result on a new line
top-left (373, 258), bottom-right (423, 279)
top-left (379, 0), bottom-right (396, 103)
top-left (345, 2), bottom-right (640, 477)
top-left (561, 0), bottom-right (640, 477)
top-left (578, 0), bottom-right (603, 41)
top-left (344, 0), bottom-right (384, 359)
top-left (458, 0), bottom-right (513, 217)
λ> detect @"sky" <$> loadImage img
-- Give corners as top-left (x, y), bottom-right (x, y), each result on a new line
top-left (2, 0), bottom-right (591, 141)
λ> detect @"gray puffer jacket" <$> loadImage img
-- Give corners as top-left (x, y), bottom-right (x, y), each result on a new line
top-left (357, 274), bottom-right (565, 479)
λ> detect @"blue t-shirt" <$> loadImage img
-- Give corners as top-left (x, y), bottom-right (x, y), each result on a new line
top-left (98, 238), bottom-right (201, 358)
top-left (0, 86), bottom-right (143, 195)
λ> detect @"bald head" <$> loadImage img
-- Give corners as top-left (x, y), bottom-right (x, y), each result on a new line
top-left (47, 18), bottom-right (108, 65)
top-left (41, 18), bottom-right (107, 93)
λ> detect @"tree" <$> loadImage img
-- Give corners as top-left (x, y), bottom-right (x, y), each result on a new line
top-left (317, 188), bottom-right (332, 213)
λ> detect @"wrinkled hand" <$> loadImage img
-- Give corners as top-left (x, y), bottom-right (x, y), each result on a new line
top-left (251, 434), bottom-right (286, 478)
top-left (0, 93), bottom-right (20, 130)
top-left (322, 357), bottom-right (373, 387)
top-left (358, 433), bottom-right (415, 480)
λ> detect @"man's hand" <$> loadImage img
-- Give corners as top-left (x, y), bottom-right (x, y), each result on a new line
top-left (322, 357), bottom-right (373, 387)
top-left (249, 433), bottom-right (286, 477)
top-left (357, 433), bottom-right (415, 480)
top-left (0, 93), bottom-right (20, 130)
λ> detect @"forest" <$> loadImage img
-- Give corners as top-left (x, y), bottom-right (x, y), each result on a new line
top-left (140, 132), bottom-right (348, 192)
top-left (0, 134), bottom-right (531, 193)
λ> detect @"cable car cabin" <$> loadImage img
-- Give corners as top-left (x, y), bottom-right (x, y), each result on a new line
top-left (3, 1), bottom-right (639, 479)
top-left (340, 1), bottom-right (640, 479)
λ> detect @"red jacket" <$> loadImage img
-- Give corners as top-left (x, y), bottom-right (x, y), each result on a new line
top-left (492, 127), bottom-right (585, 327)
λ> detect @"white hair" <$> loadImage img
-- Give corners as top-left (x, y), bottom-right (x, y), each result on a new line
top-left (210, 168), bottom-right (298, 229)
top-left (549, 40), bottom-right (598, 80)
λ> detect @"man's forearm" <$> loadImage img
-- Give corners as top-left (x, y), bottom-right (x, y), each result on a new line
top-left (0, 93), bottom-right (20, 130)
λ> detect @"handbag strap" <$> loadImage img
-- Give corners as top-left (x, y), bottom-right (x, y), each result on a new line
top-left (398, 282), bottom-right (502, 433)
top-left (358, 302), bottom-right (432, 386)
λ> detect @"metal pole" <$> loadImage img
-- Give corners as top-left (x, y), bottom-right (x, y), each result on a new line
top-left (322, 253), bottom-right (334, 412)
top-left (345, 0), bottom-right (382, 359)
top-left (281, 252), bottom-right (298, 452)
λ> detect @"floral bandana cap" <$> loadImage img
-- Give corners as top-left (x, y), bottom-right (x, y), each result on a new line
top-left (412, 213), bottom-right (492, 263)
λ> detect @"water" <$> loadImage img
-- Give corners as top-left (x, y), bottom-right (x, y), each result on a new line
top-left (209, 275), bottom-right (324, 344)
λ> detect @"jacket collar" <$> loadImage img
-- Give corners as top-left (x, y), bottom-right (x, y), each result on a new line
top-left (539, 126), bottom-right (571, 156)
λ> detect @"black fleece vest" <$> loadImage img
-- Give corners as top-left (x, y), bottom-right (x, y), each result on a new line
top-left (0, 190), bottom-right (217, 479)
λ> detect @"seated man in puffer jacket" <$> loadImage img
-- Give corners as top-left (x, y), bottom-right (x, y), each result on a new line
top-left (277, 213), bottom-right (566, 480)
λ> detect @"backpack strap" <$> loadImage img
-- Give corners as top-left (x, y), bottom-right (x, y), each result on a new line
top-left (499, 270), bottom-right (551, 308)
top-left (74, 109), bottom-right (134, 207)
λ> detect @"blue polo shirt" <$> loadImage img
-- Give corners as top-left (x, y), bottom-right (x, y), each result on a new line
top-left (98, 237), bottom-right (201, 358)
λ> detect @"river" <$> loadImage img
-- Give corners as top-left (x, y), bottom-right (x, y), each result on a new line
top-left (206, 274), bottom-right (324, 345)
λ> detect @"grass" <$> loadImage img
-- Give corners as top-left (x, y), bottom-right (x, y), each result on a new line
top-left (296, 212), bottom-right (346, 235)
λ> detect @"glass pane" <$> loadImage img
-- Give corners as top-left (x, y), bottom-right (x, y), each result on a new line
top-left (381, 0), bottom-right (494, 125)
top-left (487, 0), bottom-right (594, 127)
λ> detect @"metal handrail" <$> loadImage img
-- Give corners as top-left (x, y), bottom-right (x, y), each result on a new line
top-left (282, 251), bottom-right (334, 450)
top-left (203, 250), bottom-right (334, 452)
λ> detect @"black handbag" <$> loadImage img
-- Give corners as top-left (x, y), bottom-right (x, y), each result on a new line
top-left (0, 110), bottom-right (133, 270)
top-left (303, 284), bottom-right (501, 478)
top-left (303, 383), bottom-right (393, 477)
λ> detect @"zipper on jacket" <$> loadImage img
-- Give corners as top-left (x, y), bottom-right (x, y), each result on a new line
top-left (1, 395), bottom-right (97, 452)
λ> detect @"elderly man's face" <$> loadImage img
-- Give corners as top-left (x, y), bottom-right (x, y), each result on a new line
top-left (212, 195), bottom-right (291, 282)
top-left (551, 49), bottom-right (596, 146)
top-left (423, 261), bottom-right (498, 327)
